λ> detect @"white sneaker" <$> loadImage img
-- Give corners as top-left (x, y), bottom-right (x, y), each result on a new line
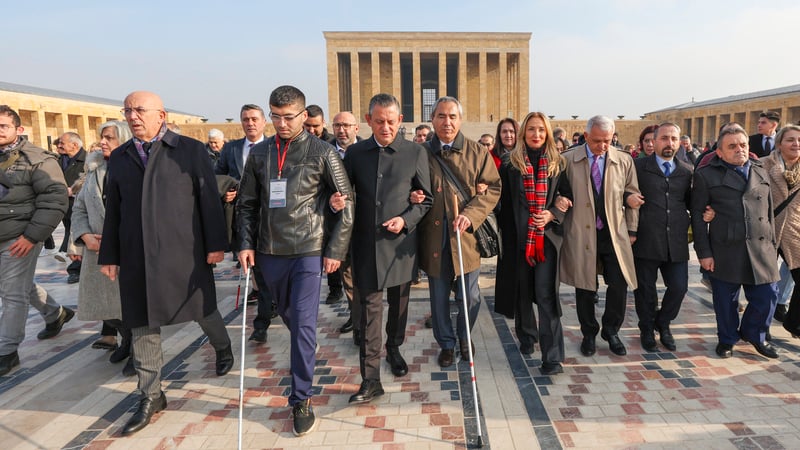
top-left (53, 252), bottom-right (69, 262)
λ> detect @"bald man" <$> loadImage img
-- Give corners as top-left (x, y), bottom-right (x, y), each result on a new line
top-left (99, 91), bottom-right (233, 435)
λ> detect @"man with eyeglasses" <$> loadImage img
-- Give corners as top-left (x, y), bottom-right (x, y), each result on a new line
top-left (215, 104), bottom-right (274, 344)
top-left (327, 112), bottom-right (362, 341)
top-left (99, 91), bottom-right (234, 436)
top-left (236, 85), bottom-right (353, 436)
top-left (0, 105), bottom-right (70, 377)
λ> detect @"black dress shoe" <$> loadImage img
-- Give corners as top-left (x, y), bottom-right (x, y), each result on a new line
top-left (424, 316), bottom-right (433, 329)
top-left (655, 324), bottom-right (676, 351)
top-left (248, 328), bottom-right (267, 343)
top-left (122, 358), bottom-right (136, 377)
top-left (67, 273), bottom-right (80, 284)
top-left (348, 379), bottom-right (385, 404)
top-left (385, 346), bottom-right (408, 377)
top-left (438, 348), bottom-right (455, 367)
top-left (339, 318), bottom-right (354, 333)
top-left (121, 392), bottom-right (167, 436)
top-left (325, 289), bottom-right (343, 305)
top-left (580, 336), bottom-right (596, 356)
top-left (353, 329), bottom-right (361, 346)
top-left (37, 307), bottom-right (75, 340)
top-left (774, 304), bottom-right (788, 322)
top-left (640, 330), bottom-right (658, 353)
top-left (519, 342), bottom-right (535, 356)
top-left (459, 339), bottom-right (475, 362)
top-left (715, 343), bottom-right (733, 358)
top-left (246, 289), bottom-right (259, 305)
top-left (0, 351), bottom-right (20, 376)
top-left (109, 344), bottom-right (131, 363)
top-left (215, 345), bottom-right (234, 376)
top-left (601, 331), bottom-right (627, 356)
top-left (540, 361), bottom-right (563, 375)
top-left (743, 339), bottom-right (778, 359)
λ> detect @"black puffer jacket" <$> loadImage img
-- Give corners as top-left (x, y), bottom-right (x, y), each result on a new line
top-left (0, 137), bottom-right (68, 243)
top-left (236, 130), bottom-right (353, 260)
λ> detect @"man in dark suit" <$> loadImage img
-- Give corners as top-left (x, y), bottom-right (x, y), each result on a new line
top-left (99, 91), bottom-right (233, 435)
top-left (692, 127), bottom-right (780, 359)
top-left (749, 111), bottom-right (780, 158)
top-left (327, 111), bottom-right (362, 343)
top-left (632, 122), bottom-right (693, 352)
top-left (214, 104), bottom-right (273, 343)
top-left (55, 132), bottom-right (86, 283)
top-left (304, 104), bottom-right (334, 143)
top-left (332, 94), bottom-right (432, 404)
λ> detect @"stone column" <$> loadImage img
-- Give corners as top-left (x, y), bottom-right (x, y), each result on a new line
top-left (350, 51), bottom-right (361, 120)
top-left (479, 52), bottom-right (487, 122)
top-left (438, 51), bottom-right (446, 98)
top-left (458, 51), bottom-right (467, 113)
top-left (519, 50), bottom-right (530, 118)
top-left (77, 115), bottom-right (91, 143)
top-left (499, 52), bottom-right (508, 119)
top-left (57, 113), bottom-right (69, 135)
top-left (327, 49), bottom-right (339, 116)
top-left (412, 52), bottom-right (421, 123)
top-left (392, 52), bottom-right (401, 105)
top-left (371, 50), bottom-right (380, 95)
top-left (30, 110), bottom-right (47, 148)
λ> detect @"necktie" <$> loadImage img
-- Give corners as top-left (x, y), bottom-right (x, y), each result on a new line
top-left (442, 144), bottom-right (451, 154)
top-left (764, 136), bottom-right (772, 153)
top-left (141, 142), bottom-right (152, 165)
top-left (663, 161), bottom-right (671, 177)
top-left (590, 155), bottom-right (603, 230)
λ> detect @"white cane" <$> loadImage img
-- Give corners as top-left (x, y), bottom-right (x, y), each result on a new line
top-left (452, 194), bottom-right (484, 448)
top-left (237, 265), bottom-right (252, 450)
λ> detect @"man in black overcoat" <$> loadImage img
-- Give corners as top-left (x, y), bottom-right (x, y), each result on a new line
top-left (333, 94), bottom-right (432, 404)
top-left (99, 91), bottom-right (233, 436)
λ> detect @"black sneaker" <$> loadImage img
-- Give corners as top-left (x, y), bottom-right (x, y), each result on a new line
top-left (325, 289), bottom-right (343, 305)
top-left (37, 307), bottom-right (75, 340)
top-left (292, 399), bottom-right (316, 436)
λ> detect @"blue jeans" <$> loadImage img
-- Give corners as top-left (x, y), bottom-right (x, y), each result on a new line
top-left (777, 259), bottom-right (794, 305)
top-left (0, 240), bottom-right (62, 355)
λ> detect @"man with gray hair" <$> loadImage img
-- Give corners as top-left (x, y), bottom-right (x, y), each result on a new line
top-left (55, 131), bottom-right (87, 283)
top-left (560, 115), bottom-right (642, 357)
top-left (416, 96), bottom-right (500, 368)
top-left (206, 128), bottom-right (224, 161)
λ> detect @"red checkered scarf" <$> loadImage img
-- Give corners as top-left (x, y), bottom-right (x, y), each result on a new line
top-left (522, 150), bottom-right (549, 266)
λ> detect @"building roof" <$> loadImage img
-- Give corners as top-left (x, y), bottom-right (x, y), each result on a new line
top-left (0, 81), bottom-right (201, 117)
top-left (647, 83), bottom-right (800, 114)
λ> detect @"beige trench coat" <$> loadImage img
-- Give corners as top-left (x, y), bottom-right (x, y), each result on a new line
top-left (559, 146), bottom-right (640, 290)
top-left (763, 152), bottom-right (800, 269)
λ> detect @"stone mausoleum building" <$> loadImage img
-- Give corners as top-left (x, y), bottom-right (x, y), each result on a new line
top-left (324, 31), bottom-right (530, 124)
top-left (1, 81), bottom-right (203, 148)
top-left (644, 84), bottom-right (800, 146)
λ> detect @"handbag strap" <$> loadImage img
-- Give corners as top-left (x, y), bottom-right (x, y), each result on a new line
top-left (432, 151), bottom-right (471, 204)
top-left (774, 187), bottom-right (799, 218)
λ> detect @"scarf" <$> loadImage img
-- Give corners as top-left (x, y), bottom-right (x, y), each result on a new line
top-left (522, 148), bottom-right (549, 266)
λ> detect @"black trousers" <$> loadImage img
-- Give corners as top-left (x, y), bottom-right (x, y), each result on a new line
top-left (783, 268), bottom-right (800, 335)
top-left (357, 282), bottom-right (410, 381)
top-left (633, 258), bottom-right (688, 331)
top-left (518, 238), bottom-right (564, 364)
top-left (575, 229), bottom-right (628, 337)
top-left (252, 264), bottom-right (273, 331)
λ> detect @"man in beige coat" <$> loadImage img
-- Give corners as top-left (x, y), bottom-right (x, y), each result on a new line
top-left (560, 115), bottom-right (642, 357)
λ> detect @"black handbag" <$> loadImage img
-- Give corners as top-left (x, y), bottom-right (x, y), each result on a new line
top-left (432, 153), bottom-right (502, 258)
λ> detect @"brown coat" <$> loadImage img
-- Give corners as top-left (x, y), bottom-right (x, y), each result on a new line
top-left (559, 146), bottom-right (640, 290)
top-left (763, 152), bottom-right (800, 269)
top-left (418, 132), bottom-right (501, 277)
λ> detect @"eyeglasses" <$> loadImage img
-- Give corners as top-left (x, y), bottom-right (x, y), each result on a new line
top-left (269, 109), bottom-right (305, 123)
top-left (0, 124), bottom-right (17, 131)
top-left (332, 123), bottom-right (356, 129)
top-left (121, 107), bottom-right (162, 116)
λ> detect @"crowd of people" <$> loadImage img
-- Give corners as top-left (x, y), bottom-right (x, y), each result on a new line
top-left (0, 90), bottom-right (797, 439)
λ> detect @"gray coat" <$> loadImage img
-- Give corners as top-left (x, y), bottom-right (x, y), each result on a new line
top-left (691, 155), bottom-right (779, 285)
top-left (70, 151), bottom-right (121, 321)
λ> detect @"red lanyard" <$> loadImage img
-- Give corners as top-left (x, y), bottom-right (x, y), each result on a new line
top-left (275, 137), bottom-right (291, 179)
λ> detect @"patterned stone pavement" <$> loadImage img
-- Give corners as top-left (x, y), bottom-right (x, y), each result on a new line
top-left (1, 227), bottom-right (799, 449)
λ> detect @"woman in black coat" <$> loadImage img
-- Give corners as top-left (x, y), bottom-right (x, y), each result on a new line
top-left (495, 112), bottom-right (570, 375)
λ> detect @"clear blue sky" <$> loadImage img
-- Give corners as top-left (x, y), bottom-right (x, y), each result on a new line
top-left (8, 0), bottom-right (800, 122)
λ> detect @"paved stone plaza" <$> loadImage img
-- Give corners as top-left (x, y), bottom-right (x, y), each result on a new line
top-left (1, 225), bottom-right (799, 450)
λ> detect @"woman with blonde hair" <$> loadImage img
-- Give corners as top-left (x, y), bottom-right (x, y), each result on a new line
top-left (69, 120), bottom-right (135, 375)
top-left (494, 112), bottom-right (571, 375)
top-left (762, 124), bottom-right (800, 337)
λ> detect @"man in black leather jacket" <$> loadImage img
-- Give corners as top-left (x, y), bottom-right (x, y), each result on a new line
top-left (236, 85), bottom-right (354, 436)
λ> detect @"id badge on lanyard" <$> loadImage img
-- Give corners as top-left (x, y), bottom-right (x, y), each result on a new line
top-left (269, 136), bottom-right (291, 208)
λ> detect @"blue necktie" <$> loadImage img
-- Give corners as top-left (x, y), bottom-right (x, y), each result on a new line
top-left (663, 161), bottom-right (671, 177)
